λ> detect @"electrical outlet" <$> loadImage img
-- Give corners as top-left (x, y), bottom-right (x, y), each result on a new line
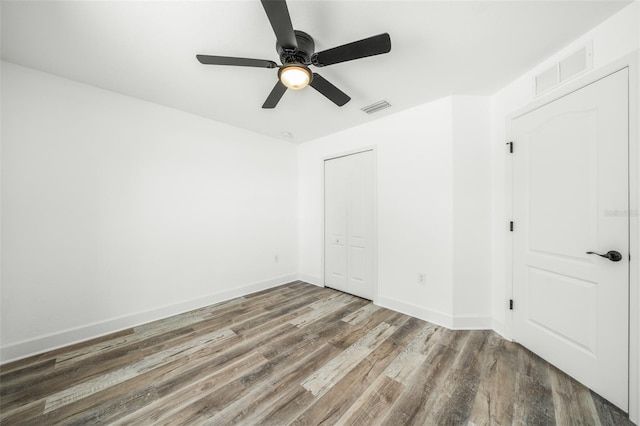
top-left (417, 273), bottom-right (426, 285)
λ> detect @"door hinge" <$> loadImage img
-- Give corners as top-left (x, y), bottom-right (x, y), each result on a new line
top-left (509, 221), bottom-right (514, 232)
top-left (507, 141), bottom-right (513, 153)
top-left (509, 299), bottom-right (514, 310)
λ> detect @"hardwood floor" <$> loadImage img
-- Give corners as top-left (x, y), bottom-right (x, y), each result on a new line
top-left (0, 281), bottom-right (632, 425)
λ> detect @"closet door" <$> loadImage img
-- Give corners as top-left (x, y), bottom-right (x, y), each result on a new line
top-left (324, 150), bottom-right (374, 300)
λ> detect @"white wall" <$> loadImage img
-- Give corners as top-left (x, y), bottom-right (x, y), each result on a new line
top-left (452, 96), bottom-right (492, 325)
top-left (0, 62), bottom-right (299, 362)
top-left (298, 96), bottom-right (492, 327)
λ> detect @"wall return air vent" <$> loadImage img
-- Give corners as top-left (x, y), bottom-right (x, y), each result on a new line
top-left (361, 100), bottom-right (391, 114)
top-left (533, 41), bottom-right (593, 97)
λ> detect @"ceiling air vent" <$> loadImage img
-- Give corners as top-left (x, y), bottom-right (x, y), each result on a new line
top-left (361, 100), bottom-right (391, 114)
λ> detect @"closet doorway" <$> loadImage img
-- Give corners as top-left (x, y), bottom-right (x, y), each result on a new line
top-left (324, 150), bottom-right (375, 300)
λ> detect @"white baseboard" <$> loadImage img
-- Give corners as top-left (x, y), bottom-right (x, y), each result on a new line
top-left (376, 296), bottom-right (454, 329)
top-left (452, 315), bottom-right (493, 330)
top-left (376, 296), bottom-right (492, 331)
top-left (0, 274), bottom-right (298, 364)
top-left (298, 273), bottom-right (322, 287)
top-left (491, 319), bottom-right (509, 339)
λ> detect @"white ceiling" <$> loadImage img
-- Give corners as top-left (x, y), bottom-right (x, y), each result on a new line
top-left (1, 0), bottom-right (631, 143)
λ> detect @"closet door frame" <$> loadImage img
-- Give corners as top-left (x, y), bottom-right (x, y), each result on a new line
top-left (322, 146), bottom-right (378, 302)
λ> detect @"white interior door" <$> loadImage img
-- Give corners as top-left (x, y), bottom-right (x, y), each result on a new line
top-left (512, 68), bottom-right (629, 410)
top-left (324, 150), bottom-right (374, 300)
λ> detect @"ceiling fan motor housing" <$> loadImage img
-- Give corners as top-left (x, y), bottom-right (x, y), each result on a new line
top-left (277, 30), bottom-right (315, 65)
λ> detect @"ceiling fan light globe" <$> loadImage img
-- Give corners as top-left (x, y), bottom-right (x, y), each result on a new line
top-left (279, 65), bottom-right (311, 90)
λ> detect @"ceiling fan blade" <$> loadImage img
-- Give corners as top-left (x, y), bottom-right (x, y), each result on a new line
top-left (262, 80), bottom-right (288, 109)
top-left (312, 33), bottom-right (391, 67)
top-left (261, 0), bottom-right (298, 50)
top-left (309, 73), bottom-right (350, 107)
top-left (196, 55), bottom-right (278, 69)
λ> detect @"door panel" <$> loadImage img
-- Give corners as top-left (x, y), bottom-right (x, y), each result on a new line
top-left (324, 151), bottom-right (374, 300)
top-left (527, 267), bottom-right (597, 354)
top-left (527, 111), bottom-right (598, 260)
top-left (347, 151), bottom-right (374, 298)
top-left (512, 69), bottom-right (629, 410)
top-left (324, 158), bottom-right (347, 292)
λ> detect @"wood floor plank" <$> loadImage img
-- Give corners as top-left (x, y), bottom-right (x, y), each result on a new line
top-left (489, 337), bottom-right (520, 424)
top-left (512, 346), bottom-right (556, 425)
top-left (424, 330), bottom-right (489, 424)
top-left (207, 343), bottom-right (341, 425)
top-left (464, 332), bottom-right (504, 426)
top-left (228, 292), bottom-right (324, 335)
top-left (204, 301), bottom-right (378, 424)
top-left (1, 325), bottom-right (196, 408)
top-left (384, 322), bottom-right (437, 385)
top-left (291, 316), bottom-right (422, 426)
top-left (1, 282), bottom-right (632, 425)
top-left (43, 329), bottom-right (236, 413)
top-left (221, 306), bottom-right (380, 424)
top-left (0, 329), bottom-right (134, 376)
top-left (301, 322), bottom-right (396, 397)
top-left (142, 297), bottom-right (354, 424)
top-left (160, 351), bottom-right (284, 424)
top-left (340, 303), bottom-right (381, 325)
top-left (328, 306), bottom-right (402, 351)
top-left (29, 322), bottom-right (295, 425)
top-left (380, 332), bottom-right (467, 425)
top-left (24, 297), bottom-right (316, 424)
top-left (289, 293), bottom-right (353, 327)
top-left (266, 302), bottom-right (366, 360)
top-left (0, 358), bottom-right (56, 387)
top-left (591, 389), bottom-right (635, 426)
top-left (0, 400), bottom-right (46, 425)
top-left (549, 363), bottom-right (600, 425)
top-left (112, 351), bottom-right (269, 426)
top-left (512, 372), bottom-right (555, 425)
top-left (255, 385), bottom-right (317, 426)
top-left (336, 375), bottom-right (403, 426)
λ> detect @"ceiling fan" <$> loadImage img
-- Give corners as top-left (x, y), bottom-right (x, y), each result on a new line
top-left (196, 0), bottom-right (391, 109)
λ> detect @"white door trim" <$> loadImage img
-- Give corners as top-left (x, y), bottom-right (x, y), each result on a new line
top-left (505, 51), bottom-right (639, 422)
top-left (321, 146), bottom-right (378, 303)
